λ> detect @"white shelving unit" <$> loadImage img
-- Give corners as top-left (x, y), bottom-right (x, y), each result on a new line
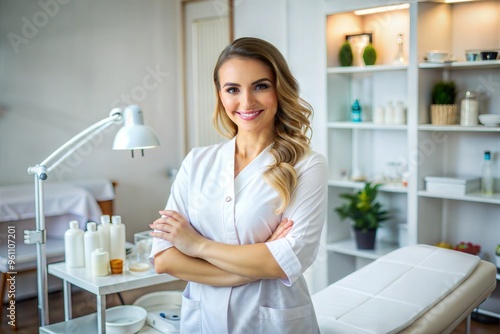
top-left (324, 1), bottom-right (411, 281)
top-left (323, 0), bottom-right (500, 316)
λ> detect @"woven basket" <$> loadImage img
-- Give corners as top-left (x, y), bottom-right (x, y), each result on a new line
top-left (430, 104), bottom-right (458, 125)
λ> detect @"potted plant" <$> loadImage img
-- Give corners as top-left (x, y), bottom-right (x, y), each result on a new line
top-left (334, 183), bottom-right (389, 250)
top-left (430, 80), bottom-right (458, 125)
top-left (496, 244), bottom-right (500, 269)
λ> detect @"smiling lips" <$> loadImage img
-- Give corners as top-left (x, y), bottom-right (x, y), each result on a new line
top-left (236, 110), bottom-right (263, 120)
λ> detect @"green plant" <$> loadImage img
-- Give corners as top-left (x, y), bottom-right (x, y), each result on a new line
top-left (496, 244), bottom-right (500, 256)
top-left (334, 183), bottom-right (389, 232)
top-left (363, 44), bottom-right (377, 65)
top-left (431, 81), bottom-right (457, 104)
top-left (339, 41), bottom-right (353, 66)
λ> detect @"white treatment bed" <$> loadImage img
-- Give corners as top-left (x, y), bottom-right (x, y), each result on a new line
top-left (312, 244), bottom-right (497, 334)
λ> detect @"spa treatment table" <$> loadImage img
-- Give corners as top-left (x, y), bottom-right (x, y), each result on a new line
top-left (313, 244), bottom-right (497, 334)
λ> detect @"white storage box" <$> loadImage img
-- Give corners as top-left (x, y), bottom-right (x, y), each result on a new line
top-left (424, 175), bottom-right (480, 195)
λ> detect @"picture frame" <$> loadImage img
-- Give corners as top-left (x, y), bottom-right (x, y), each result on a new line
top-left (346, 33), bottom-right (373, 66)
top-left (346, 33), bottom-right (373, 45)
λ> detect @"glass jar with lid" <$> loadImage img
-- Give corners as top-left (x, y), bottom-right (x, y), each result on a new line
top-left (460, 91), bottom-right (479, 126)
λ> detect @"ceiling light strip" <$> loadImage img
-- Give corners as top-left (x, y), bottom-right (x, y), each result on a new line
top-left (354, 3), bottom-right (410, 16)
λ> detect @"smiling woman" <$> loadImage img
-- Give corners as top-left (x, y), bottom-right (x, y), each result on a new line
top-left (150, 37), bottom-right (327, 333)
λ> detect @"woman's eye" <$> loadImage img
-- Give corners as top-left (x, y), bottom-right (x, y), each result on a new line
top-left (226, 87), bottom-right (239, 94)
top-left (255, 83), bottom-right (269, 90)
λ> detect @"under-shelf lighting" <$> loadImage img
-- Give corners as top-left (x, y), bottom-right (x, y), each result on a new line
top-left (444, 0), bottom-right (471, 3)
top-left (354, 3), bottom-right (410, 16)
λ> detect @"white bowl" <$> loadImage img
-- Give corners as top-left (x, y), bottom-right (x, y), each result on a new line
top-left (133, 291), bottom-right (182, 312)
top-left (426, 50), bottom-right (451, 62)
top-left (106, 305), bottom-right (147, 334)
top-left (479, 114), bottom-right (500, 127)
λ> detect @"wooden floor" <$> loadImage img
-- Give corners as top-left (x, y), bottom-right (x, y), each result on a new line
top-left (1, 283), bottom-right (499, 333)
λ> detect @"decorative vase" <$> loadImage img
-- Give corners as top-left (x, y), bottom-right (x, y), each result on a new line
top-left (339, 41), bottom-right (353, 67)
top-left (430, 104), bottom-right (458, 125)
top-left (354, 229), bottom-right (377, 250)
top-left (496, 255), bottom-right (500, 269)
top-left (363, 44), bottom-right (377, 65)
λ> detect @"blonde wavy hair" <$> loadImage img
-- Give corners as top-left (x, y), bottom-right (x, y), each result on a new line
top-left (213, 37), bottom-right (313, 214)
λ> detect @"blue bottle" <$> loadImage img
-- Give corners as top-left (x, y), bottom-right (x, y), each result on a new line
top-left (351, 100), bottom-right (362, 122)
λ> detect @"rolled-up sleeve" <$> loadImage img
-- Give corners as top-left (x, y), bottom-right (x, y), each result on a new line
top-left (266, 152), bottom-right (328, 285)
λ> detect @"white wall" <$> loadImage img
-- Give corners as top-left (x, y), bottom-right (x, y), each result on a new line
top-left (0, 0), bottom-right (184, 241)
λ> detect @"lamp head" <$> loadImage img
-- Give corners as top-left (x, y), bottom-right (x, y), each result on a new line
top-left (112, 105), bottom-right (160, 156)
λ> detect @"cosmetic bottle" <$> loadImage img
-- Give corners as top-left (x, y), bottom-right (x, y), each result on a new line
top-left (481, 150), bottom-right (493, 195)
top-left (351, 100), bottom-right (362, 122)
top-left (98, 214), bottom-right (111, 254)
top-left (64, 221), bottom-right (84, 268)
top-left (84, 222), bottom-right (101, 268)
top-left (110, 215), bottom-right (126, 262)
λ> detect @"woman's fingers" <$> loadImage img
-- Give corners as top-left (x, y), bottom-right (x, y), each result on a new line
top-left (275, 218), bottom-right (293, 236)
top-left (150, 210), bottom-right (204, 257)
top-left (150, 211), bottom-right (181, 238)
top-left (267, 218), bottom-right (293, 242)
top-left (151, 210), bottom-right (186, 230)
top-left (159, 210), bottom-right (186, 223)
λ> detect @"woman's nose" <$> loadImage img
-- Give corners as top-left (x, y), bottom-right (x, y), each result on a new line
top-left (241, 90), bottom-right (256, 109)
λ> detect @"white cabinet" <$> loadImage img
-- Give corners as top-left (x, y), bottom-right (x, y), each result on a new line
top-left (324, 0), bottom-right (500, 314)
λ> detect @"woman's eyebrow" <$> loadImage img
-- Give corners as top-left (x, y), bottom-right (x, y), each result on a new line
top-left (222, 82), bottom-right (240, 88)
top-left (252, 78), bottom-right (272, 85)
top-left (222, 78), bottom-right (272, 88)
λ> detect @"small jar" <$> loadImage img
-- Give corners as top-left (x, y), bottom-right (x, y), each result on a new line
top-left (91, 248), bottom-right (110, 277)
top-left (460, 91), bottom-right (478, 126)
top-left (373, 106), bottom-right (385, 124)
top-left (394, 101), bottom-right (407, 125)
top-left (384, 101), bottom-right (395, 124)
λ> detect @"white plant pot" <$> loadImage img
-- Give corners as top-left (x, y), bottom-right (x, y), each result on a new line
top-left (496, 255), bottom-right (500, 269)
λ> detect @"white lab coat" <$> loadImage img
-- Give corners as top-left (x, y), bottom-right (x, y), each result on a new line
top-left (151, 137), bottom-right (328, 333)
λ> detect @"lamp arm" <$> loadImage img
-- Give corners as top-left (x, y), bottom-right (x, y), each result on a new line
top-left (46, 120), bottom-right (116, 174)
top-left (37, 112), bottom-right (122, 172)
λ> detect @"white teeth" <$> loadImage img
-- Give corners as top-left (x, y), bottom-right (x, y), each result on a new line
top-left (240, 111), bottom-right (260, 117)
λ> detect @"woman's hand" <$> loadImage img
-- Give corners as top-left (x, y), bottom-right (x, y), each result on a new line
top-left (266, 218), bottom-right (293, 242)
top-left (150, 210), bottom-right (205, 257)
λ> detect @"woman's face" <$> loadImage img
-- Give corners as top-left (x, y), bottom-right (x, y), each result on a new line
top-left (217, 57), bottom-right (278, 136)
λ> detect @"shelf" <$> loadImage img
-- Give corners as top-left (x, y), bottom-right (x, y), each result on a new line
top-left (327, 64), bottom-right (407, 74)
top-left (48, 262), bottom-right (177, 295)
top-left (419, 60), bottom-right (500, 70)
top-left (418, 190), bottom-right (500, 205)
top-left (39, 313), bottom-right (161, 333)
top-left (326, 239), bottom-right (399, 260)
top-left (328, 122), bottom-right (407, 130)
top-left (40, 313), bottom-right (99, 334)
top-left (329, 179), bottom-right (408, 193)
top-left (418, 124), bottom-right (500, 132)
